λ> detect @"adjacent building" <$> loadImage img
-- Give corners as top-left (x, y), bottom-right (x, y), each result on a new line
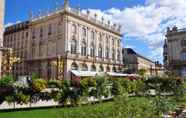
top-left (164, 26), bottom-right (186, 78)
top-left (3, 0), bottom-right (123, 79)
top-left (122, 48), bottom-right (163, 76)
top-left (3, 21), bottom-right (29, 76)
top-left (0, 0), bottom-right (5, 77)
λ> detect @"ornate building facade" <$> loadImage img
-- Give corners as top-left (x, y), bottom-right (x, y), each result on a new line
top-left (3, 1), bottom-right (123, 79)
top-left (164, 26), bottom-right (186, 78)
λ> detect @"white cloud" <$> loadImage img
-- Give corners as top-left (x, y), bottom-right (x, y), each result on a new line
top-left (84, 0), bottom-right (186, 62)
top-left (5, 22), bottom-right (13, 28)
top-left (125, 45), bottom-right (135, 49)
top-left (5, 21), bottom-right (21, 28)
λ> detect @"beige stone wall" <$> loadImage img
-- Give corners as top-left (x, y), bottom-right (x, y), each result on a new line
top-left (165, 30), bottom-right (186, 77)
top-left (137, 57), bottom-right (155, 76)
top-left (28, 15), bottom-right (65, 60)
top-left (0, 0), bottom-right (5, 77)
top-left (167, 36), bottom-right (182, 61)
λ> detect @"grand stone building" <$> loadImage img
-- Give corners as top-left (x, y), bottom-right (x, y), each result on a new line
top-left (123, 48), bottom-right (163, 76)
top-left (164, 26), bottom-right (186, 78)
top-left (0, 0), bottom-right (5, 77)
top-left (3, 0), bottom-right (123, 79)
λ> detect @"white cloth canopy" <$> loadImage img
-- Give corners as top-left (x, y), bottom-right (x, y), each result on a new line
top-left (71, 70), bottom-right (139, 77)
top-left (71, 70), bottom-right (99, 77)
top-left (107, 72), bottom-right (139, 77)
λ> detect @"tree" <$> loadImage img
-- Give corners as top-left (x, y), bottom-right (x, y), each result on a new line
top-left (138, 69), bottom-right (147, 78)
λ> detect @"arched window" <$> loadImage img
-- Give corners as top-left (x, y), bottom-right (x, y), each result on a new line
top-left (82, 27), bottom-right (86, 37)
top-left (106, 66), bottom-right (110, 72)
top-left (98, 44), bottom-right (103, 58)
top-left (81, 40), bottom-right (87, 56)
top-left (71, 39), bottom-right (77, 54)
top-left (81, 63), bottom-right (88, 71)
top-left (105, 47), bottom-right (109, 59)
top-left (90, 42), bottom-right (95, 57)
top-left (91, 64), bottom-right (96, 71)
top-left (72, 24), bottom-right (77, 34)
top-left (71, 62), bottom-right (78, 70)
top-left (99, 65), bottom-right (104, 72)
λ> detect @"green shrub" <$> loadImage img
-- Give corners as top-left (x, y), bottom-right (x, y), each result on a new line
top-left (0, 75), bottom-right (14, 87)
top-left (144, 76), bottom-right (184, 99)
top-left (31, 73), bottom-right (40, 80)
top-left (5, 95), bottom-right (15, 104)
top-left (95, 75), bottom-right (111, 99)
top-left (48, 80), bottom-right (63, 88)
top-left (151, 96), bottom-right (175, 115)
top-left (15, 93), bottom-right (30, 105)
top-left (112, 95), bottom-right (159, 118)
top-left (138, 69), bottom-right (147, 77)
top-left (32, 79), bottom-right (47, 92)
top-left (183, 81), bottom-right (186, 89)
top-left (111, 79), bottom-right (123, 96)
top-left (51, 91), bottom-right (62, 102)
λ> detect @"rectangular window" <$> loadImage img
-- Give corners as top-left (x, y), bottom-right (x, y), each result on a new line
top-left (40, 27), bottom-right (43, 38)
top-left (48, 24), bottom-right (52, 35)
top-left (32, 29), bottom-right (36, 39)
top-left (181, 39), bottom-right (186, 46)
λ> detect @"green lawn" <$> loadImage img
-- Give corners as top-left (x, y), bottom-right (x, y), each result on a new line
top-left (0, 102), bottom-right (114, 118)
top-left (0, 96), bottom-right (185, 118)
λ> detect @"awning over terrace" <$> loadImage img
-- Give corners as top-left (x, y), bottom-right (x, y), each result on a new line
top-left (71, 70), bottom-right (139, 77)
top-left (107, 72), bottom-right (139, 77)
top-left (71, 70), bottom-right (100, 77)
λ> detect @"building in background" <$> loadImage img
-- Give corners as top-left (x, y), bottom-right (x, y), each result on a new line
top-left (3, 21), bottom-right (29, 76)
top-left (164, 26), bottom-right (186, 78)
top-left (3, 0), bottom-right (123, 79)
top-left (122, 48), bottom-right (163, 76)
top-left (0, 0), bottom-right (5, 77)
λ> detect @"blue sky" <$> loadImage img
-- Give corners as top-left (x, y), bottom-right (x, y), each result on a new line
top-left (5, 0), bottom-right (186, 63)
top-left (5, 0), bottom-right (145, 23)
